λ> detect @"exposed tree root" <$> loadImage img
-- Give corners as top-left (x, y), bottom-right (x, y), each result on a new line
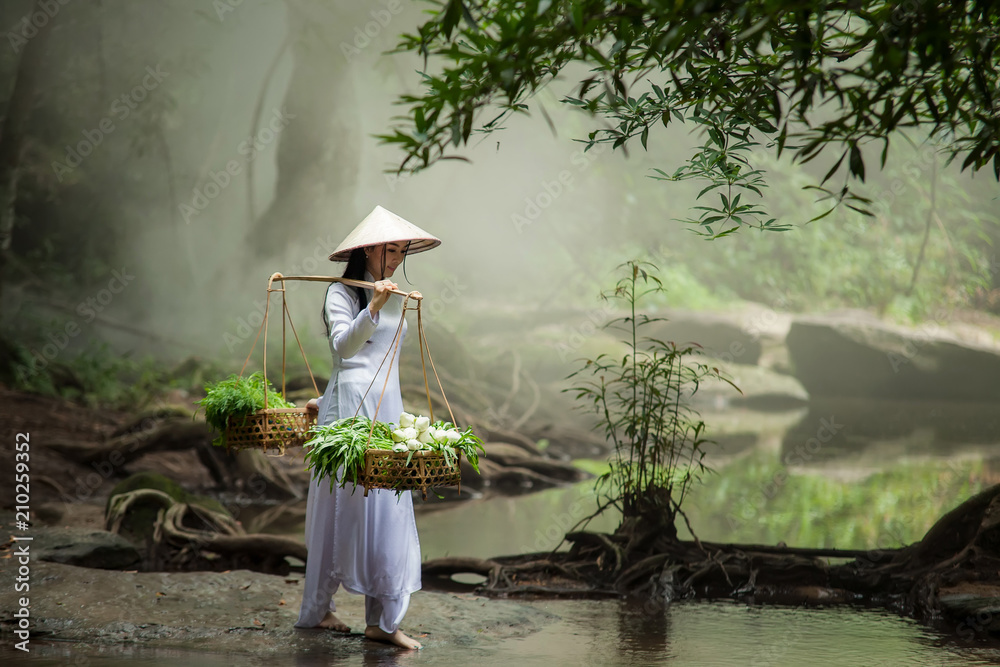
top-left (106, 488), bottom-right (306, 574)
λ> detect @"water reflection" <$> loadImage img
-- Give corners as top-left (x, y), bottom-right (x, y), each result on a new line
top-left (290, 645), bottom-right (421, 667)
top-left (495, 599), bottom-right (1000, 666)
top-left (781, 399), bottom-right (1000, 464)
top-left (616, 599), bottom-right (672, 661)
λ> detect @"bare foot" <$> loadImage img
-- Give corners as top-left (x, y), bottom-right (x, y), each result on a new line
top-left (364, 625), bottom-right (422, 649)
top-left (315, 611), bottom-right (350, 632)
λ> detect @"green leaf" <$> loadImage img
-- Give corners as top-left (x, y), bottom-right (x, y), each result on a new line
top-left (441, 0), bottom-right (463, 39)
top-left (822, 150), bottom-right (847, 185)
top-left (849, 143), bottom-right (865, 181)
top-left (570, 1), bottom-right (583, 32)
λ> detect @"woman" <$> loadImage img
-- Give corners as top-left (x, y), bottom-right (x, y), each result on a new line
top-left (295, 206), bottom-right (440, 650)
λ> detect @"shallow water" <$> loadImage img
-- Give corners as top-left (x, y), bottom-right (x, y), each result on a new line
top-left (8, 599), bottom-right (1000, 666)
top-left (503, 600), bottom-right (1000, 667)
top-left (416, 451), bottom-right (994, 560)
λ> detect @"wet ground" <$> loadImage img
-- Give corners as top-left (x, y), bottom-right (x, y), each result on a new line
top-left (0, 556), bottom-right (554, 664)
top-left (5, 572), bottom-right (1000, 666)
top-left (6, 487), bottom-right (1000, 666)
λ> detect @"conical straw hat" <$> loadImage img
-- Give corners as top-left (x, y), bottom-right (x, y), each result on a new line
top-left (329, 205), bottom-right (441, 261)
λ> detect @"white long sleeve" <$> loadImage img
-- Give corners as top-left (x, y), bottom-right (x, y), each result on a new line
top-left (326, 284), bottom-right (378, 359)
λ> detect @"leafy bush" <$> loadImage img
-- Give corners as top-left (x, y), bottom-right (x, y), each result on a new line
top-left (4, 336), bottom-right (170, 410)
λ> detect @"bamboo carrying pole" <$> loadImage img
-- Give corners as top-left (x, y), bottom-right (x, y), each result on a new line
top-left (267, 273), bottom-right (423, 300)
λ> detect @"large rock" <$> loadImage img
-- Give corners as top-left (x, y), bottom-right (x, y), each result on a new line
top-left (35, 528), bottom-right (141, 570)
top-left (643, 309), bottom-right (764, 365)
top-left (786, 315), bottom-right (1000, 401)
top-left (694, 361), bottom-right (809, 410)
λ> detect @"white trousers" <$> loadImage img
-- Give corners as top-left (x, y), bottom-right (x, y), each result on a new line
top-left (294, 470), bottom-right (419, 633)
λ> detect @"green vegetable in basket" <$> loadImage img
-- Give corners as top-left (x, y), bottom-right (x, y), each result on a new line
top-left (196, 372), bottom-right (295, 447)
top-left (304, 416), bottom-right (395, 491)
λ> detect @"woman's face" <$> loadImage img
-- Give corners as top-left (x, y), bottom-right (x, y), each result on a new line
top-left (365, 242), bottom-right (407, 279)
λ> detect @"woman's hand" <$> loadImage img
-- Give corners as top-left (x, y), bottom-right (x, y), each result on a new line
top-left (368, 279), bottom-right (398, 316)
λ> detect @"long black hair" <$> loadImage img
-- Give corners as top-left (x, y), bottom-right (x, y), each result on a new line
top-left (322, 248), bottom-right (368, 338)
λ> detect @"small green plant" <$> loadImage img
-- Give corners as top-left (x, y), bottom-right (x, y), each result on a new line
top-left (197, 372), bottom-right (294, 447)
top-left (4, 335), bottom-right (171, 410)
top-left (567, 261), bottom-right (738, 541)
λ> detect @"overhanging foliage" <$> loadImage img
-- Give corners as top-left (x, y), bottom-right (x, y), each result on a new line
top-left (380, 0), bottom-right (1000, 236)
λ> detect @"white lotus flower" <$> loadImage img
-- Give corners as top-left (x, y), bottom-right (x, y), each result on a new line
top-left (406, 439), bottom-right (421, 451)
top-left (391, 429), bottom-right (406, 443)
top-left (445, 429), bottom-right (461, 444)
top-left (417, 428), bottom-right (433, 444)
top-left (414, 416), bottom-right (430, 432)
top-left (399, 412), bottom-right (415, 428)
top-left (400, 427), bottom-right (417, 441)
top-left (392, 443), bottom-right (408, 453)
top-left (427, 427), bottom-right (442, 443)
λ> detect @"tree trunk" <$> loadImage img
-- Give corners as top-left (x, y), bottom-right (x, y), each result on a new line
top-left (0, 0), bottom-right (55, 319)
top-left (247, 0), bottom-right (363, 260)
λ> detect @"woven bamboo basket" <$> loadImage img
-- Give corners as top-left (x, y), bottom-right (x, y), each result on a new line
top-left (225, 407), bottom-right (316, 456)
top-left (223, 272), bottom-right (322, 456)
top-left (362, 449), bottom-right (462, 499)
